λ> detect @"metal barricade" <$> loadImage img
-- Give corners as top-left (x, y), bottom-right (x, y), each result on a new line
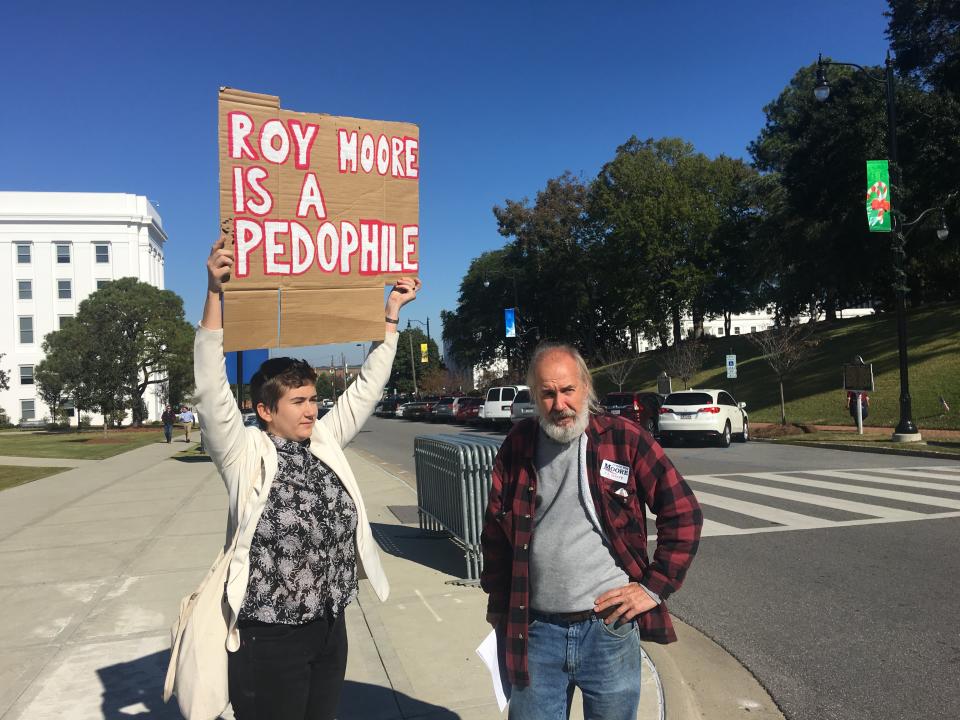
top-left (413, 434), bottom-right (503, 583)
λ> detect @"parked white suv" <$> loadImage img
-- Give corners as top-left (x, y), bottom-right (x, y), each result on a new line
top-left (480, 385), bottom-right (529, 426)
top-left (657, 389), bottom-right (748, 448)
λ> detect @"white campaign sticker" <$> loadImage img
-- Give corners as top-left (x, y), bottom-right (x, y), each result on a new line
top-left (600, 459), bottom-right (630, 484)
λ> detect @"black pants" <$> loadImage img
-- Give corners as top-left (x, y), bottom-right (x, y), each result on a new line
top-left (228, 610), bottom-right (348, 720)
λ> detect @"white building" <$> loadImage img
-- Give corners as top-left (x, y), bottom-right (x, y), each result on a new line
top-left (635, 307), bottom-right (875, 352)
top-left (0, 192), bottom-right (167, 425)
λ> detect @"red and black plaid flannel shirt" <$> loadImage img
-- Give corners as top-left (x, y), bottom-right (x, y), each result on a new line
top-left (480, 413), bottom-right (702, 688)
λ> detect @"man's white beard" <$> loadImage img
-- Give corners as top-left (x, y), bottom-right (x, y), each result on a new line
top-left (538, 403), bottom-right (590, 444)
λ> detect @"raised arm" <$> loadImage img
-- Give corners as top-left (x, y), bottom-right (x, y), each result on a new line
top-left (194, 233), bottom-right (246, 472)
top-left (321, 277), bottom-right (422, 447)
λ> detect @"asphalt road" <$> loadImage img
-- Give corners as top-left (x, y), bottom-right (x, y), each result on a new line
top-left (349, 416), bottom-right (960, 720)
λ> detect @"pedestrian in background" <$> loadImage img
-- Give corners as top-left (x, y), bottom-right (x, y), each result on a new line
top-left (481, 342), bottom-right (702, 720)
top-left (195, 234), bottom-right (421, 720)
top-left (178, 406), bottom-right (195, 443)
top-left (161, 404), bottom-right (177, 443)
top-left (846, 390), bottom-right (869, 422)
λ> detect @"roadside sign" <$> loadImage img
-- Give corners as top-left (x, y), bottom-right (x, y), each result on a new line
top-left (420, 342), bottom-right (429, 364)
top-left (726, 354), bottom-right (737, 379)
top-left (842, 360), bottom-right (874, 391)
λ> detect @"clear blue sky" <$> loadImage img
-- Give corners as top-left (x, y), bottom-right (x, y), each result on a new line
top-left (2, 0), bottom-right (892, 366)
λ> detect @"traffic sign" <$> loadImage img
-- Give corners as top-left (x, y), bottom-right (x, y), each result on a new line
top-left (726, 354), bottom-right (737, 379)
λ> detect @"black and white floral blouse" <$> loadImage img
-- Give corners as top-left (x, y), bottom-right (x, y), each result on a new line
top-left (239, 434), bottom-right (358, 624)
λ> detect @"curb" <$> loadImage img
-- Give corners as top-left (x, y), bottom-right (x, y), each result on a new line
top-left (753, 436), bottom-right (960, 461)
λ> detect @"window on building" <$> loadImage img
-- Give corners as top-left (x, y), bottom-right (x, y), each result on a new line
top-left (750, 326), bottom-right (757, 333)
top-left (20, 365), bottom-right (34, 385)
top-left (57, 280), bottom-right (72, 299)
top-left (718, 327), bottom-right (726, 335)
top-left (96, 279), bottom-right (110, 290)
top-left (62, 399), bottom-right (75, 417)
top-left (17, 280), bottom-right (32, 300)
top-left (18, 316), bottom-right (33, 344)
top-left (56, 244), bottom-right (71, 264)
top-left (734, 327), bottom-right (741, 335)
top-left (59, 315), bottom-right (73, 329)
top-left (95, 244), bottom-right (110, 263)
top-left (16, 244), bottom-right (31, 264)
top-left (20, 400), bottom-right (36, 421)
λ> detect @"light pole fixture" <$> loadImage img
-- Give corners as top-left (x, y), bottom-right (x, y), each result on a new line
top-left (406, 317), bottom-right (431, 344)
top-left (813, 49), bottom-right (923, 441)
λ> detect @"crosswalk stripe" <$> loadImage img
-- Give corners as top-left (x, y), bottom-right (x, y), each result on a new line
top-left (693, 490), bottom-right (828, 529)
top-left (801, 469), bottom-right (960, 494)
top-left (746, 472), bottom-right (960, 510)
top-left (880, 468), bottom-right (960, 482)
top-left (701, 518), bottom-right (748, 536)
top-left (688, 475), bottom-right (925, 519)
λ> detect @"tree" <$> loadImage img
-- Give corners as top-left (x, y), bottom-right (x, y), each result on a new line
top-left (389, 328), bottom-right (441, 395)
top-left (748, 323), bottom-right (820, 425)
top-left (75, 278), bottom-right (195, 426)
top-left (657, 340), bottom-right (707, 390)
top-left (42, 280), bottom-right (194, 432)
top-left (34, 360), bottom-right (68, 424)
top-left (315, 372), bottom-right (336, 401)
top-left (596, 348), bottom-right (640, 392)
top-left (887, 0), bottom-right (960, 97)
top-left (0, 353), bottom-right (9, 391)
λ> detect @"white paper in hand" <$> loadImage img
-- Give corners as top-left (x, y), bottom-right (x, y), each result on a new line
top-left (476, 628), bottom-right (511, 712)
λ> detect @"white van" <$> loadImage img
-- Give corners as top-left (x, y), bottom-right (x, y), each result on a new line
top-left (480, 385), bottom-right (529, 426)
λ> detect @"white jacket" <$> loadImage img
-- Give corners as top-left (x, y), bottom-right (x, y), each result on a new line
top-left (193, 325), bottom-right (397, 651)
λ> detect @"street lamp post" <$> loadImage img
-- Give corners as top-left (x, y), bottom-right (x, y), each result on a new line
top-left (814, 51), bottom-right (923, 441)
top-left (406, 317), bottom-right (430, 344)
top-left (483, 273), bottom-right (523, 379)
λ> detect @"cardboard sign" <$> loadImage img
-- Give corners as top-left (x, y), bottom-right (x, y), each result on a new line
top-left (218, 88), bottom-right (419, 351)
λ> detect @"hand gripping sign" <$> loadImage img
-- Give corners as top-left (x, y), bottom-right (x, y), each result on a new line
top-left (218, 88), bottom-right (419, 351)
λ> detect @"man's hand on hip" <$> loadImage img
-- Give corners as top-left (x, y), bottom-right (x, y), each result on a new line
top-left (594, 583), bottom-right (658, 624)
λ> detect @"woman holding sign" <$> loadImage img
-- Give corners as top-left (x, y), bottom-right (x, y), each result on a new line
top-left (195, 234), bottom-right (420, 719)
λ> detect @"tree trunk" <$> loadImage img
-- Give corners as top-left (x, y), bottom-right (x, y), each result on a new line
top-left (724, 310), bottom-right (732, 337)
top-left (691, 304), bottom-right (705, 339)
top-left (824, 288), bottom-right (837, 322)
top-left (779, 379), bottom-right (786, 425)
top-left (671, 304), bottom-right (682, 346)
top-left (658, 327), bottom-right (669, 349)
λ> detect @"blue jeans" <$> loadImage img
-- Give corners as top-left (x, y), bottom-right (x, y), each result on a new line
top-left (508, 611), bottom-right (642, 720)
top-left (163, 423), bottom-right (173, 442)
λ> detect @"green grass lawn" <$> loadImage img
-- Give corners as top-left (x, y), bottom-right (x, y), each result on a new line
top-left (0, 428), bottom-right (169, 460)
top-left (765, 431), bottom-right (960, 457)
top-left (593, 302), bottom-right (960, 430)
top-left (0, 465), bottom-right (69, 492)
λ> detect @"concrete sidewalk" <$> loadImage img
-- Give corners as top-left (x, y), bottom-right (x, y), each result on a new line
top-left (0, 438), bottom-right (782, 720)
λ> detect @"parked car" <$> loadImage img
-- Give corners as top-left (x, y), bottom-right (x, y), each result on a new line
top-left (398, 400), bottom-right (433, 421)
top-left (376, 398), bottom-right (399, 417)
top-left (430, 397), bottom-right (457, 422)
top-left (510, 388), bottom-right (536, 424)
top-left (657, 389), bottom-right (749, 448)
top-left (241, 411), bottom-right (259, 428)
top-left (602, 391), bottom-right (661, 434)
top-left (454, 397), bottom-right (483, 423)
top-left (480, 385), bottom-right (529, 426)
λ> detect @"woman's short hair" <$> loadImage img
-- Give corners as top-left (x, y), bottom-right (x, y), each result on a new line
top-left (250, 357), bottom-right (317, 428)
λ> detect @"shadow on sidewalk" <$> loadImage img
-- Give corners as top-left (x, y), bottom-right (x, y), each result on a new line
top-left (371, 522), bottom-right (471, 578)
top-left (340, 681), bottom-right (462, 719)
top-left (97, 649), bottom-right (182, 718)
top-left (95, 651), bottom-right (461, 719)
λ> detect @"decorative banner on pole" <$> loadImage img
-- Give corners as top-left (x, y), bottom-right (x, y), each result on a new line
top-left (218, 88), bottom-right (419, 351)
top-left (420, 343), bottom-right (428, 364)
top-left (504, 308), bottom-right (516, 338)
top-left (865, 160), bottom-right (892, 233)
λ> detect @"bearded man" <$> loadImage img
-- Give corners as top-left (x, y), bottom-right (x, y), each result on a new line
top-left (480, 342), bottom-right (702, 720)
